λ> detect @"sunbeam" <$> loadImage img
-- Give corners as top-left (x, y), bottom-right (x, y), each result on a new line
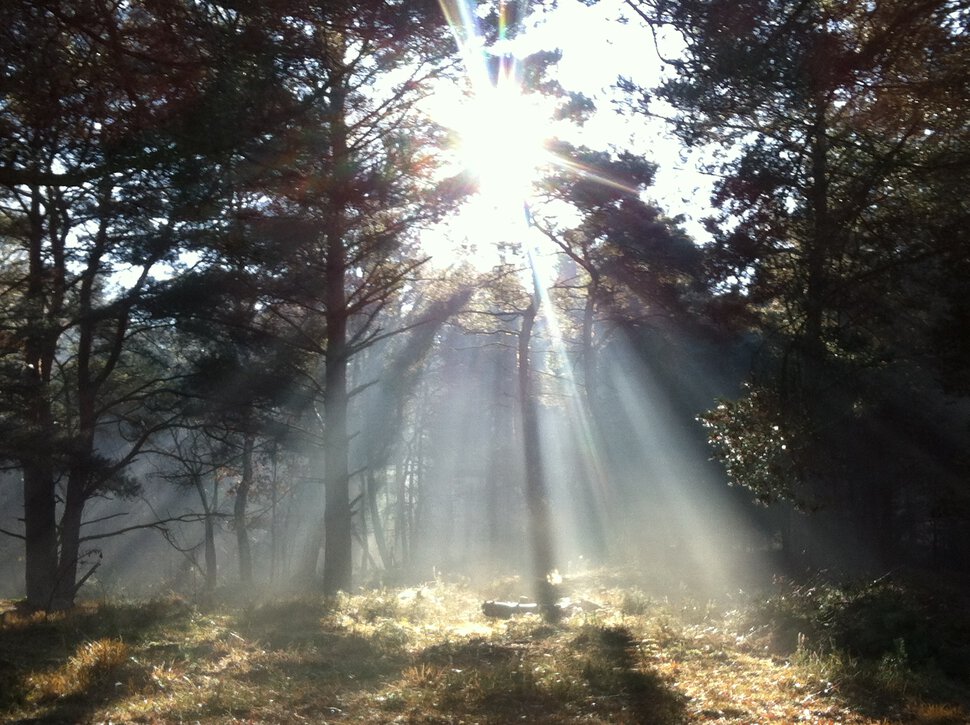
top-left (435, 1), bottom-right (571, 608)
top-left (433, 0), bottom-right (686, 601)
top-left (426, 1), bottom-right (773, 607)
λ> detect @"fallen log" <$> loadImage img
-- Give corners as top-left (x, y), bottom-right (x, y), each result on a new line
top-left (481, 600), bottom-right (540, 618)
top-left (481, 597), bottom-right (603, 619)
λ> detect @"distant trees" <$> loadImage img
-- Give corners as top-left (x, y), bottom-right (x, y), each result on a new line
top-left (230, 1), bottom-right (464, 595)
top-left (8, 0), bottom-right (964, 607)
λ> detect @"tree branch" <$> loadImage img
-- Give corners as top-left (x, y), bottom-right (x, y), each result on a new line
top-left (77, 513), bottom-right (227, 544)
top-left (0, 525), bottom-right (26, 540)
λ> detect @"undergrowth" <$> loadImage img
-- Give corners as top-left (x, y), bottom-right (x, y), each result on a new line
top-left (750, 574), bottom-right (970, 719)
top-left (0, 571), bottom-right (966, 723)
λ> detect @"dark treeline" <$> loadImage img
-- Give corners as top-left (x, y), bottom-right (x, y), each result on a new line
top-left (0, 0), bottom-right (967, 610)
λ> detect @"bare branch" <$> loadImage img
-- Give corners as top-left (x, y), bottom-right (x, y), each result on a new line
top-left (0, 525), bottom-right (26, 540)
top-left (77, 513), bottom-right (227, 544)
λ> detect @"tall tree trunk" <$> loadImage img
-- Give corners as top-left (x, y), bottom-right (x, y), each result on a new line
top-left (204, 513), bottom-right (218, 593)
top-left (300, 520), bottom-right (325, 582)
top-left (322, 60), bottom-right (353, 596)
top-left (52, 471), bottom-right (88, 610)
top-left (269, 443), bottom-right (279, 582)
top-left (518, 295), bottom-right (557, 619)
top-left (194, 474), bottom-right (218, 596)
top-left (397, 455), bottom-right (413, 566)
top-left (22, 463), bottom-right (57, 608)
top-left (235, 432), bottom-right (255, 584)
top-left (22, 182), bottom-right (64, 609)
top-left (581, 278), bottom-right (598, 410)
top-left (366, 471), bottom-right (392, 569)
top-left (578, 276), bottom-right (608, 562)
top-left (53, 237), bottom-right (104, 609)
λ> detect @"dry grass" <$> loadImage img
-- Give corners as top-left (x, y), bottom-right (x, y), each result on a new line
top-left (27, 637), bottom-right (131, 702)
top-left (0, 572), bottom-right (967, 723)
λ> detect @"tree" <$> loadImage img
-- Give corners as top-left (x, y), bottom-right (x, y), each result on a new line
top-left (0, 0), bottom-right (330, 607)
top-left (0, 0), bottom-right (199, 608)
top-left (152, 428), bottom-right (232, 598)
top-left (628, 0), bottom-right (970, 565)
top-left (536, 143), bottom-right (703, 400)
top-left (203, 1), bottom-right (469, 595)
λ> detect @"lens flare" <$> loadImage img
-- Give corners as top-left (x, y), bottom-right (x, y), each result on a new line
top-left (454, 84), bottom-right (550, 205)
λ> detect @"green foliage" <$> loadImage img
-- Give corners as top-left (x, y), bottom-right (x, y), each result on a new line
top-left (649, 0), bottom-right (970, 561)
top-left (755, 576), bottom-right (970, 681)
top-left (699, 384), bottom-right (811, 506)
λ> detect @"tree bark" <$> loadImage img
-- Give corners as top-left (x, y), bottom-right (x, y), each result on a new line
top-left (195, 474), bottom-right (218, 596)
top-left (52, 220), bottom-right (107, 609)
top-left (322, 56), bottom-right (353, 596)
top-left (518, 295), bottom-right (557, 619)
top-left (52, 471), bottom-right (88, 610)
top-left (366, 471), bottom-right (392, 569)
top-left (21, 181), bottom-right (63, 609)
top-left (22, 463), bottom-right (58, 608)
top-left (235, 432), bottom-right (255, 584)
top-left (578, 273), bottom-right (608, 562)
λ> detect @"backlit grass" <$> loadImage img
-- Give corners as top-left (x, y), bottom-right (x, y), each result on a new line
top-left (0, 571), bottom-right (967, 723)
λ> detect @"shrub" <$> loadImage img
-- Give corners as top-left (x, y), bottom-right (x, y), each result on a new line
top-left (756, 576), bottom-right (970, 678)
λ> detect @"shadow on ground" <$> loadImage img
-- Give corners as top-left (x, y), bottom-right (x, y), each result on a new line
top-left (407, 623), bottom-right (687, 723)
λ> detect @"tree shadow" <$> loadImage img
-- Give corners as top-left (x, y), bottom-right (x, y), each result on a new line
top-left (577, 625), bottom-right (687, 724)
top-left (413, 624), bottom-right (687, 723)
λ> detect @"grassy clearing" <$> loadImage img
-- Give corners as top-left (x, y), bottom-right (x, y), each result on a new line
top-left (0, 571), bottom-right (967, 723)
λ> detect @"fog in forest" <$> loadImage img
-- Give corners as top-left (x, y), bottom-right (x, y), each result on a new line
top-left (1, 0), bottom-right (967, 619)
top-left (0, 306), bottom-right (904, 603)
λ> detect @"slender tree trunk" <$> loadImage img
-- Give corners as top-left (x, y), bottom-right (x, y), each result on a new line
top-left (235, 432), bottom-right (255, 584)
top-left (52, 472), bottom-right (88, 609)
top-left (194, 474), bottom-right (218, 596)
top-left (53, 237), bottom-right (104, 609)
top-left (301, 521), bottom-right (325, 582)
top-left (22, 184), bottom-right (60, 609)
top-left (358, 495), bottom-right (369, 577)
top-left (366, 471), bottom-right (392, 569)
top-left (322, 60), bottom-right (353, 596)
top-left (322, 292), bottom-right (352, 597)
top-left (269, 443), bottom-right (278, 582)
top-left (518, 295), bottom-right (557, 619)
top-left (581, 279), bottom-right (598, 409)
top-left (578, 276), bottom-right (608, 562)
top-left (204, 513), bottom-right (217, 593)
top-left (397, 455), bottom-right (412, 566)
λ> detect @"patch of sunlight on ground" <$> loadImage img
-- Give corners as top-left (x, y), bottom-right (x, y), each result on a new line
top-left (3, 572), bottom-right (968, 724)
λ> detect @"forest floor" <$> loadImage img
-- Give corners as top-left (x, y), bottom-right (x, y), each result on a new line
top-left (1, 568), bottom-right (968, 724)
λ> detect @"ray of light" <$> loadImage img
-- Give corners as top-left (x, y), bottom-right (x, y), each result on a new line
top-left (430, 0), bottom-right (765, 599)
top-left (599, 336), bottom-right (772, 594)
top-left (527, 250), bottom-right (614, 555)
top-left (546, 154), bottom-right (641, 195)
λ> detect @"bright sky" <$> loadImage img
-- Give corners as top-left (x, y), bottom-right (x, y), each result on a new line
top-left (531, 0), bottom-right (715, 234)
top-left (426, 0), bottom-right (710, 268)
top-left (423, 0), bottom-right (715, 271)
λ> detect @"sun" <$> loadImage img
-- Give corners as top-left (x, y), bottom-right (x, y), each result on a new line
top-left (419, 70), bottom-right (555, 271)
top-left (423, 3), bottom-right (565, 271)
top-left (453, 82), bottom-right (551, 208)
